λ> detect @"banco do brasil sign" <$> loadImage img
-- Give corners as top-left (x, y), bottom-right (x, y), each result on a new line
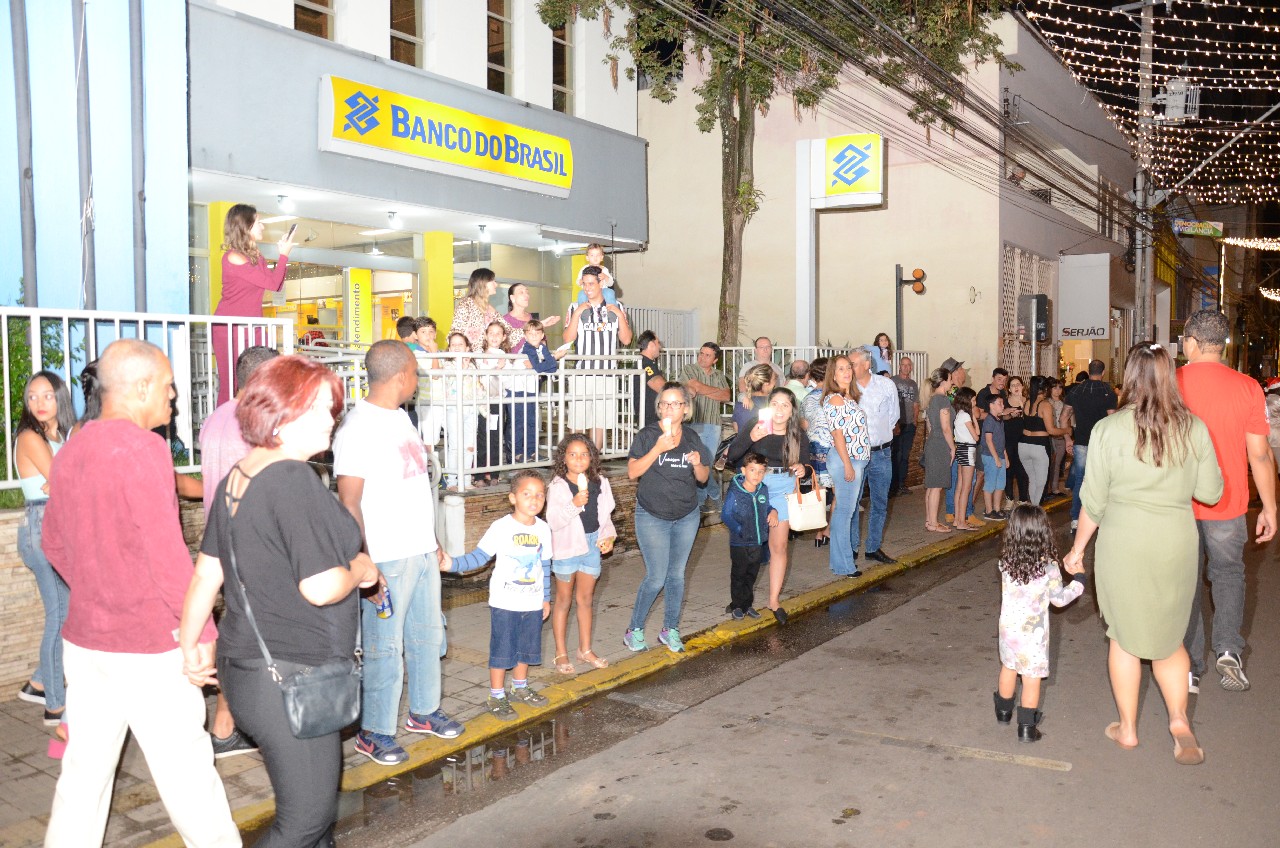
top-left (319, 76), bottom-right (574, 197)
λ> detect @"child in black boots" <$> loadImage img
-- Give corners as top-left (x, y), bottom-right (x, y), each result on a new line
top-left (993, 505), bottom-right (1086, 741)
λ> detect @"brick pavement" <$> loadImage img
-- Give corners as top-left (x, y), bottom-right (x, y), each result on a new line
top-left (0, 482), bottom-right (1021, 847)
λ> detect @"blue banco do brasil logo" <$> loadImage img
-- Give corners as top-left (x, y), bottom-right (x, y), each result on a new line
top-left (832, 141), bottom-right (874, 187)
top-left (344, 91), bottom-right (380, 136)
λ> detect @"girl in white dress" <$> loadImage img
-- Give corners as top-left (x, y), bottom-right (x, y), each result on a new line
top-left (994, 504), bottom-right (1086, 742)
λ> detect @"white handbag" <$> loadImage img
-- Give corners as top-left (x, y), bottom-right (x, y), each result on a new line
top-left (783, 466), bottom-right (828, 532)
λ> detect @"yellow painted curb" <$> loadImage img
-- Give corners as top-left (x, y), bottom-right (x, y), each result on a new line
top-left (141, 497), bottom-right (1067, 846)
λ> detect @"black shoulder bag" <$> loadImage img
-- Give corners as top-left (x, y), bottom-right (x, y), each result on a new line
top-left (220, 474), bottom-right (362, 739)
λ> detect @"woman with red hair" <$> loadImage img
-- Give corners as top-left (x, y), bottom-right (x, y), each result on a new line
top-left (180, 355), bottom-right (379, 845)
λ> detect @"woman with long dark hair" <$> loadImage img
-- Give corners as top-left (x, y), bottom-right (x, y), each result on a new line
top-left (1020, 376), bottom-right (1071, 505)
top-left (1064, 343), bottom-right (1222, 764)
top-left (212, 204), bottom-right (294, 406)
top-left (1002, 375), bottom-right (1030, 504)
top-left (14, 371), bottom-right (76, 733)
top-left (726, 387), bottom-right (809, 623)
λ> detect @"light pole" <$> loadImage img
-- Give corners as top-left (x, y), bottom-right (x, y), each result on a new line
top-left (895, 264), bottom-right (926, 351)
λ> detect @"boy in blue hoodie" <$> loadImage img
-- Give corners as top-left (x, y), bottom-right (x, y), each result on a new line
top-left (720, 453), bottom-right (778, 620)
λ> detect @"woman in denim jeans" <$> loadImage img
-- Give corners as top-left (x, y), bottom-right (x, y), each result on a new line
top-left (624, 384), bottom-right (712, 655)
top-left (15, 371), bottom-right (76, 735)
top-left (822, 356), bottom-right (871, 577)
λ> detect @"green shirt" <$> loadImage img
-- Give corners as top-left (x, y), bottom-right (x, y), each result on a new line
top-left (679, 363), bottom-right (731, 425)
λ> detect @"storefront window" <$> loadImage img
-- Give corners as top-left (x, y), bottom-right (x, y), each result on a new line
top-left (391, 0), bottom-right (423, 67)
top-left (551, 22), bottom-right (573, 114)
top-left (487, 0), bottom-right (511, 95)
top-left (295, 0), bottom-right (333, 40)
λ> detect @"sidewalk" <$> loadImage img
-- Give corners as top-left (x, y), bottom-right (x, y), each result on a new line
top-left (0, 485), bottom-right (1041, 847)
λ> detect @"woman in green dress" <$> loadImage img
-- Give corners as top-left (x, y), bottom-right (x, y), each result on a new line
top-left (1063, 343), bottom-right (1222, 765)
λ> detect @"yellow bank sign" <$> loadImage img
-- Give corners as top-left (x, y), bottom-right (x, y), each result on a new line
top-left (806, 133), bottom-right (884, 209)
top-left (319, 75), bottom-right (574, 197)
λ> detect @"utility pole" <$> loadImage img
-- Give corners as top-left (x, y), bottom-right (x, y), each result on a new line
top-left (1116, 0), bottom-right (1162, 341)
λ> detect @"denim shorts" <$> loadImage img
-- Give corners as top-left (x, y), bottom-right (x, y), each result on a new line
top-left (552, 530), bottom-right (602, 580)
top-left (764, 471), bottom-right (796, 522)
top-left (489, 606), bottom-right (544, 669)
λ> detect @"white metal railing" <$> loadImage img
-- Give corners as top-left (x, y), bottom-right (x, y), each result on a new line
top-left (302, 346), bottom-right (647, 488)
top-left (660, 345), bottom-right (929, 418)
top-left (0, 306), bottom-right (295, 487)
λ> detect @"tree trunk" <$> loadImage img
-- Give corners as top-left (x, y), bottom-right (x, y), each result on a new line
top-left (716, 69), bottom-right (754, 347)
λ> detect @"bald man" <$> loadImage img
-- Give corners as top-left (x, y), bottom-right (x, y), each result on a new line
top-left (42, 340), bottom-right (239, 847)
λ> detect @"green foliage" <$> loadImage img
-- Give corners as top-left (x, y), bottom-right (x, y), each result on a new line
top-left (539, 0), bottom-right (1009, 131)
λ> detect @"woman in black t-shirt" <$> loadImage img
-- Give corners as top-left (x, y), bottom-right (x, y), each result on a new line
top-left (180, 356), bottom-right (379, 848)
top-left (624, 384), bottom-right (711, 655)
top-left (725, 387), bottom-right (810, 623)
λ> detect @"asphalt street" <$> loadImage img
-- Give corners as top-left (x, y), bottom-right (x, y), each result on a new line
top-left (329, 509), bottom-right (1279, 848)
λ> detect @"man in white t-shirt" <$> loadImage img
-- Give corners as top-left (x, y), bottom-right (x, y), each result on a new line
top-left (334, 340), bottom-right (463, 767)
top-left (736, 336), bottom-right (784, 393)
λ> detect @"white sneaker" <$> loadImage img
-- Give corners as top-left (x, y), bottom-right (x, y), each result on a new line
top-left (1070, 519), bottom-right (1078, 531)
top-left (1188, 672), bottom-right (1200, 695)
top-left (1216, 651), bottom-right (1250, 691)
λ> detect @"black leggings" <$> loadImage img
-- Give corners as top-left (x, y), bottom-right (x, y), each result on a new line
top-left (219, 656), bottom-right (342, 848)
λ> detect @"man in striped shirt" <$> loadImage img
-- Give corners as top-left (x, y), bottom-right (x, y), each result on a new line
top-left (563, 266), bottom-right (633, 448)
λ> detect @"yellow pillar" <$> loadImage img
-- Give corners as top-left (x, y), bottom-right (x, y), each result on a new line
top-left (420, 231), bottom-right (455, 333)
top-left (206, 201), bottom-right (233, 312)
top-left (569, 254), bottom-right (588, 304)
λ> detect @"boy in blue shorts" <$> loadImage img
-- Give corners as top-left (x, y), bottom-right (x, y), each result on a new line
top-left (720, 453), bottom-right (777, 619)
top-left (445, 470), bottom-right (553, 720)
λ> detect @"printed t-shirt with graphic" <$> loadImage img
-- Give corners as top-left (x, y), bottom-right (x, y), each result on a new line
top-left (892, 375), bottom-right (920, 424)
top-left (451, 514), bottom-right (552, 612)
top-left (1178, 360), bottom-right (1270, 521)
top-left (629, 421), bottom-right (712, 520)
top-left (568, 301), bottom-right (622, 369)
top-left (332, 399), bottom-right (437, 563)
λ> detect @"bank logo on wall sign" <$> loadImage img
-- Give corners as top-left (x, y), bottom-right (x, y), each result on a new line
top-left (319, 75), bottom-right (574, 197)
top-left (806, 133), bottom-right (884, 209)
top-left (343, 91), bottom-right (380, 135)
top-left (832, 140), bottom-right (874, 187)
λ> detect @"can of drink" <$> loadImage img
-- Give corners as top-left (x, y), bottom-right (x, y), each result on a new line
top-left (374, 586), bottom-right (393, 619)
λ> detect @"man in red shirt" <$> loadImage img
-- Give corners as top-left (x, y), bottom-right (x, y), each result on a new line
top-left (1178, 310), bottom-right (1277, 695)
top-left (42, 340), bottom-right (239, 847)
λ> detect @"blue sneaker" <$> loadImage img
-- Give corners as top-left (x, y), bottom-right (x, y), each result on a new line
top-left (623, 628), bottom-right (647, 651)
top-left (658, 627), bottom-right (684, 653)
top-left (354, 730), bottom-right (409, 766)
top-left (405, 709), bottom-right (464, 738)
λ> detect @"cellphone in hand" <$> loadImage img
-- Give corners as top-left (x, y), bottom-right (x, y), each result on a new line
top-left (285, 223), bottom-right (299, 241)
top-left (757, 407), bottom-right (772, 428)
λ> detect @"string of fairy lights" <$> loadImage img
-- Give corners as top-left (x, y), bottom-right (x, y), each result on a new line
top-left (1023, 0), bottom-right (1280, 203)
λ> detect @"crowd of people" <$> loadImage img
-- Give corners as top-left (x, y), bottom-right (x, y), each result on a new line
top-left (10, 205), bottom-right (1276, 847)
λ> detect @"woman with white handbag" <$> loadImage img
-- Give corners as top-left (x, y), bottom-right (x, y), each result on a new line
top-left (822, 355), bottom-right (872, 578)
top-left (726, 388), bottom-right (809, 624)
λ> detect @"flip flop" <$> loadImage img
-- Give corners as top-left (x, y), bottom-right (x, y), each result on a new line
top-left (925, 524), bottom-right (953, 533)
top-left (1173, 732), bottom-right (1204, 765)
top-left (1104, 722), bottom-right (1138, 750)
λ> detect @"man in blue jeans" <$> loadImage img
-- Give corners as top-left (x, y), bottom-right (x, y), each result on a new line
top-left (850, 348), bottom-right (900, 564)
top-left (1064, 359), bottom-right (1116, 532)
top-left (1177, 311), bottom-right (1277, 694)
top-left (335, 340), bottom-right (464, 766)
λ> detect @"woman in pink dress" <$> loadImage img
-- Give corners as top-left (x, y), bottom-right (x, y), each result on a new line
top-left (212, 204), bottom-right (295, 406)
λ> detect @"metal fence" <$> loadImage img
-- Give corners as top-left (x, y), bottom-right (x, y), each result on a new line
top-left (0, 306), bottom-right (295, 486)
top-left (301, 345), bottom-right (647, 490)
